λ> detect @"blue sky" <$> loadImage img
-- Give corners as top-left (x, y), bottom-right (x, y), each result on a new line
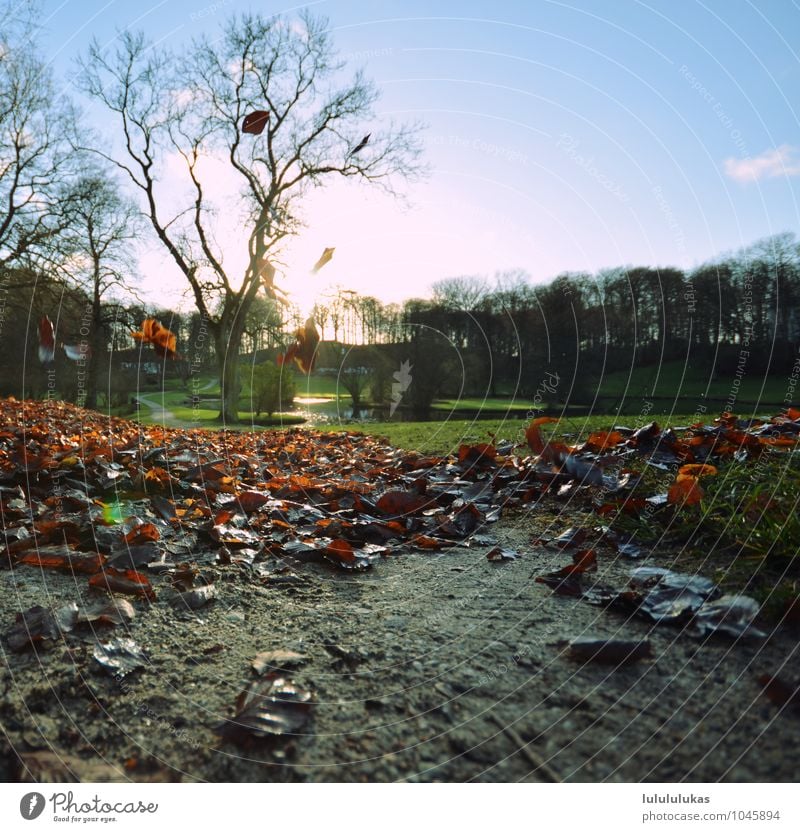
top-left (39, 0), bottom-right (800, 311)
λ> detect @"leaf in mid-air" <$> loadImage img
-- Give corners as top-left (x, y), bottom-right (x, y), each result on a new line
top-left (277, 317), bottom-right (319, 374)
top-left (242, 110), bottom-right (270, 135)
top-left (38, 315), bottom-right (55, 365)
top-left (311, 247), bottom-right (335, 273)
top-left (131, 318), bottom-right (181, 360)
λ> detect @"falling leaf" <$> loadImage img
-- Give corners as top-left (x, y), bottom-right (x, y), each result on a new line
top-left (131, 318), bottom-right (181, 360)
top-left (172, 583), bottom-right (217, 610)
top-left (311, 247), bottom-right (335, 274)
top-left (277, 317), bottom-right (319, 374)
top-left (323, 538), bottom-right (355, 563)
top-left (584, 430), bottom-right (626, 451)
top-left (689, 595), bottom-right (764, 639)
top-left (667, 475), bottom-right (704, 506)
top-left (122, 517), bottom-right (161, 545)
top-left (16, 546), bottom-right (105, 574)
top-left (76, 598), bottom-right (136, 627)
top-left (38, 315), bottom-right (55, 364)
top-left (62, 343), bottom-right (91, 361)
top-left (242, 109), bottom-right (270, 134)
top-left (106, 543), bottom-right (165, 571)
top-left (252, 650), bottom-right (307, 675)
top-left (216, 674), bottom-right (313, 745)
top-left (376, 489), bottom-right (430, 516)
top-left (560, 454), bottom-right (605, 486)
top-left (629, 567), bottom-right (718, 597)
top-left (458, 442), bottom-right (497, 468)
top-left (486, 546), bottom-right (519, 562)
top-left (348, 133), bottom-right (370, 156)
top-left (677, 463), bottom-right (718, 478)
top-left (235, 491), bottom-right (271, 513)
top-left (525, 416), bottom-right (559, 457)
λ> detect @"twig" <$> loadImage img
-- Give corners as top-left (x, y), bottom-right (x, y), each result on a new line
top-left (489, 713), bottom-right (563, 782)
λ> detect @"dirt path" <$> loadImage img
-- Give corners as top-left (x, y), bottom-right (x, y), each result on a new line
top-left (134, 393), bottom-right (180, 427)
top-left (135, 381), bottom-right (216, 428)
top-left (1, 512), bottom-right (795, 783)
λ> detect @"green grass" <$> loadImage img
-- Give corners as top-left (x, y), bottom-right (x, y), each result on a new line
top-left (591, 360), bottom-right (789, 405)
top-left (431, 397), bottom-right (538, 413)
top-left (310, 413), bottom-right (697, 455)
top-left (608, 454), bottom-right (800, 559)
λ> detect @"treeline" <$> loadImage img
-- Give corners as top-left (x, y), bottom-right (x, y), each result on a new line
top-left (313, 231), bottom-right (800, 404)
top-left (4, 231), bottom-right (799, 414)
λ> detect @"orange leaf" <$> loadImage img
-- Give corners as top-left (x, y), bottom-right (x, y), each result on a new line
top-left (89, 568), bottom-right (155, 600)
top-left (324, 539), bottom-right (355, 563)
top-left (17, 549), bottom-right (104, 574)
top-left (458, 442), bottom-right (497, 463)
top-left (132, 318), bottom-right (181, 360)
top-left (757, 436), bottom-right (797, 447)
top-left (278, 317), bottom-right (319, 374)
top-left (677, 463), bottom-right (718, 478)
top-left (412, 534), bottom-right (443, 550)
top-left (668, 476), bottom-right (704, 506)
top-left (123, 521), bottom-right (160, 545)
top-left (585, 430), bottom-right (625, 451)
top-left (376, 489), bottom-right (430, 515)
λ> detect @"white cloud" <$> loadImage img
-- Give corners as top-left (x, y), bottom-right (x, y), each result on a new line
top-left (724, 144), bottom-right (800, 183)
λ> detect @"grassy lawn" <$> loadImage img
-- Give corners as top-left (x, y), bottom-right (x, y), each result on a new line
top-left (591, 360), bottom-right (790, 404)
top-left (311, 413), bottom-right (698, 455)
top-left (431, 397), bottom-right (537, 413)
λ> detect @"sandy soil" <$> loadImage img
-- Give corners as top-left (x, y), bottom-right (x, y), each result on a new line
top-left (1, 510), bottom-right (797, 784)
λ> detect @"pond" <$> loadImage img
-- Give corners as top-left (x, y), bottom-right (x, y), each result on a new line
top-left (295, 397), bottom-right (534, 425)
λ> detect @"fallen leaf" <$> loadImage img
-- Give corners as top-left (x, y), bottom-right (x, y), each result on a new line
top-left (216, 674), bottom-right (313, 745)
top-left (93, 638), bottom-right (147, 677)
top-left (6, 604), bottom-right (77, 652)
top-left (89, 567), bottom-right (156, 601)
top-left (252, 650), bottom-right (308, 674)
top-left (566, 637), bottom-right (653, 665)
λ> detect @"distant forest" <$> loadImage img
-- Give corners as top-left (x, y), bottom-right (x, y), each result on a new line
top-left (1, 231), bottom-right (798, 409)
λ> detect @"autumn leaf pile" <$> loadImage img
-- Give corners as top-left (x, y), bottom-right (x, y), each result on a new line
top-left (3, 398), bottom-right (800, 602)
top-left (0, 398), bottom-right (518, 604)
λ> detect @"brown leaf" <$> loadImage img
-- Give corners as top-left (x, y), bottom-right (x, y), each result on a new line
top-left (89, 567), bottom-right (156, 601)
top-left (216, 674), bottom-right (313, 745)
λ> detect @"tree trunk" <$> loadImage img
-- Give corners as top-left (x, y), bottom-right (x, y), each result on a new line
top-left (216, 326), bottom-right (242, 423)
top-left (84, 317), bottom-right (104, 411)
top-left (83, 276), bottom-right (103, 410)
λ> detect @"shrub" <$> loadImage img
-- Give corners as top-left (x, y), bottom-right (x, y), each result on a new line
top-left (250, 362), bottom-right (295, 417)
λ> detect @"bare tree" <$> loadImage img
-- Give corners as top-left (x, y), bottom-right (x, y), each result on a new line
top-left (55, 172), bottom-right (141, 408)
top-left (0, 1), bottom-right (79, 272)
top-left (431, 275), bottom-right (491, 311)
top-left (78, 11), bottom-right (424, 422)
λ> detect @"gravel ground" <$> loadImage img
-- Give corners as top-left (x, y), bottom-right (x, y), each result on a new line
top-left (1, 510), bottom-right (797, 784)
